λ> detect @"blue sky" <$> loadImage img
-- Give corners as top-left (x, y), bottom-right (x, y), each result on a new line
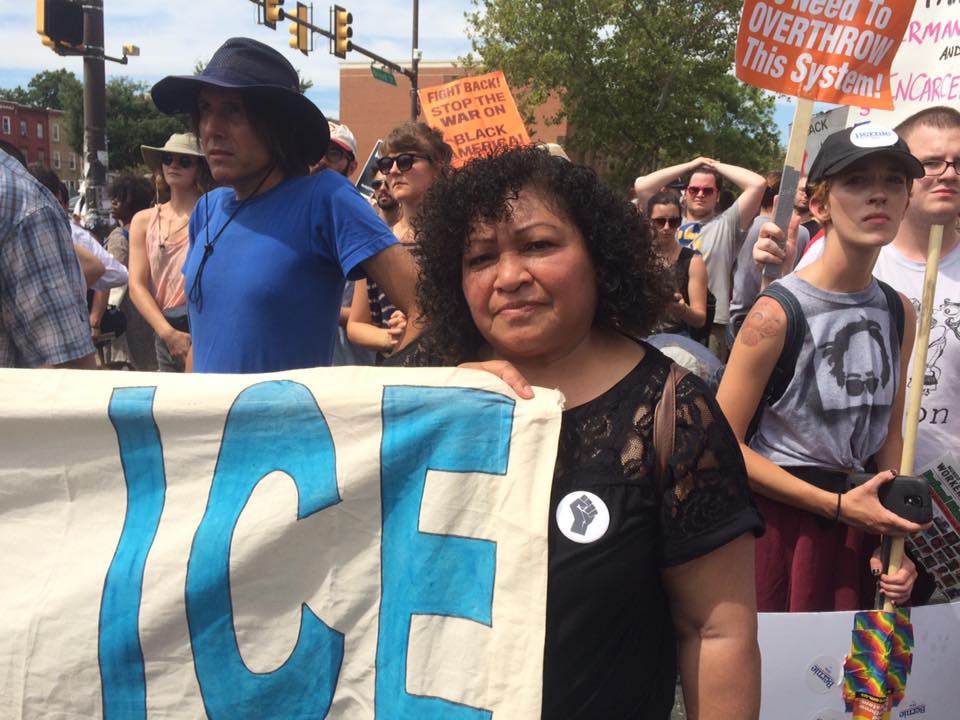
top-left (2, 0), bottom-right (800, 144)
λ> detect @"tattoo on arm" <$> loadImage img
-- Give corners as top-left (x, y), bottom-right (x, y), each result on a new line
top-left (740, 307), bottom-right (782, 347)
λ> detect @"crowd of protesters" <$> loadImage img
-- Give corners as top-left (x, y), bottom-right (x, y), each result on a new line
top-left (3, 34), bottom-right (960, 719)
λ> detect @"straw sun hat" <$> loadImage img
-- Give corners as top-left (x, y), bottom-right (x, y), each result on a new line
top-left (140, 132), bottom-right (204, 172)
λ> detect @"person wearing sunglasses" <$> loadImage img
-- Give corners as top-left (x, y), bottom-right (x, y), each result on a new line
top-left (311, 121), bottom-right (358, 178)
top-left (647, 192), bottom-right (708, 338)
top-left (370, 170), bottom-right (401, 228)
top-left (635, 157), bottom-right (766, 360)
top-left (347, 122), bottom-right (452, 360)
top-left (128, 133), bottom-right (209, 371)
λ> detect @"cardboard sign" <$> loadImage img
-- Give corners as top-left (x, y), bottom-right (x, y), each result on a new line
top-left (419, 71), bottom-right (530, 167)
top-left (354, 138), bottom-right (382, 198)
top-left (736, 0), bottom-right (912, 110)
top-left (759, 600), bottom-right (960, 719)
top-left (799, 105), bottom-right (854, 173)
top-left (854, 2), bottom-right (960, 126)
top-left (0, 367), bottom-right (562, 719)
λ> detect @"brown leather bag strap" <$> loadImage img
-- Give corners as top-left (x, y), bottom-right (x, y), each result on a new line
top-left (653, 363), bottom-right (690, 495)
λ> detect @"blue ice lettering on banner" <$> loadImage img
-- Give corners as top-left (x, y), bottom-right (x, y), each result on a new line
top-left (377, 386), bottom-right (515, 719)
top-left (185, 381), bottom-right (344, 719)
top-left (100, 386), bottom-right (165, 720)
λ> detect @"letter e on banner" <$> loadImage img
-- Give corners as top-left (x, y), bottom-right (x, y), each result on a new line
top-left (735, 0), bottom-right (913, 109)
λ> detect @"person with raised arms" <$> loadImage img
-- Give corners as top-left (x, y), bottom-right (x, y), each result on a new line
top-left (635, 157), bottom-right (766, 359)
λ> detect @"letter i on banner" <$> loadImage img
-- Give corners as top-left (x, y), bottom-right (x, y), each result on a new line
top-left (734, 0), bottom-right (912, 275)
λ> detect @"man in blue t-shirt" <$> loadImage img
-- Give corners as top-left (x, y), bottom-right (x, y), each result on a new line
top-left (150, 38), bottom-right (420, 373)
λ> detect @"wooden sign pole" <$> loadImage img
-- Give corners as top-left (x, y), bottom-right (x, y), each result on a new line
top-left (882, 224), bottom-right (943, 611)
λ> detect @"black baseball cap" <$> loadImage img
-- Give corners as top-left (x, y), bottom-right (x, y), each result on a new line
top-left (807, 123), bottom-right (924, 185)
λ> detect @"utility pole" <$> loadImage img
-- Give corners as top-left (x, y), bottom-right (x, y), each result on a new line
top-left (81, 0), bottom-right (109, 237)
top-left (36, 0), bottom-right (137, 236)
top-left (410, 0), bottom-right (419, 120)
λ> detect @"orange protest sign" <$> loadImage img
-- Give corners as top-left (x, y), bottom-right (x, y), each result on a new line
top-left (419, 71), bottom-right (530, 167)
top-left (735, 0), bottom-right (912, 110)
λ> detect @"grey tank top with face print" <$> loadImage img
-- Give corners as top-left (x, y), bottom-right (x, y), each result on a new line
top-left (748, 273), bottom-right (901, 473)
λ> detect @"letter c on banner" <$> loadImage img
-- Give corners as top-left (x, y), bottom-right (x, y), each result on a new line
top-left (186, 381), bottom-right (343, 719)
top-left (376, 386), bottom-right (514, 720)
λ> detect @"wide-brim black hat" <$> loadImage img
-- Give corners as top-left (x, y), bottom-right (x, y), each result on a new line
top-left (808, 123), bottom-right (924, 186)
top-left (151, 37), bottom-right (329, 164)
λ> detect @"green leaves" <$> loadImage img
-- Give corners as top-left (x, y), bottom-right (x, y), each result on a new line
top-left (467, 0), bottom-right (782, 188)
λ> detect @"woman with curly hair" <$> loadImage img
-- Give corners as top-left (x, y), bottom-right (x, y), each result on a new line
top-left (398, 146), bottom-right (764, 719)
top-left (347, 122), bottom-right (452, 360)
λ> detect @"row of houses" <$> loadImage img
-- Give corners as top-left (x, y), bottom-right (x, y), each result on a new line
top-left (0, 101), bottom-right (82, 192)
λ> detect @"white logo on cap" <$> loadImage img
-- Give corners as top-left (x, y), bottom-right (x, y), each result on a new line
top-left (556, 491), bottom-right (610, 543)
top-left (850, 123), bottom-right (899, 149)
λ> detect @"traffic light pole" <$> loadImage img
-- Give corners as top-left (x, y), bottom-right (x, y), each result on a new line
top-left (81, 0), bottom-right (109, 237)
top-left (410, 0), bottom-right (419, 120)
top-left (251, 0), bottom-right (421, 120)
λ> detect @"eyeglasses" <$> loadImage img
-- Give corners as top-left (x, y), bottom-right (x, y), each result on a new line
top-left (371, 179), bottom-right (385, 190)
top-left (325, 145), bottom-right (352, 163)
top-left (161, 154), bottom-right (196, 169)
top-left (921, 159), bottom-right (960, 177)
top-left (376, 153), bottom-right (430, 174)
top-left (686, 185), bottom-right (716, 197)
top-left (650, 216), bottom-right (682, 229)
top-left (845, 376), bottom-right (880, 397)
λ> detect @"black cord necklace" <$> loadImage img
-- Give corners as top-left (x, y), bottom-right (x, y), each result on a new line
top-left (188, 166), bottom-right (276, 312)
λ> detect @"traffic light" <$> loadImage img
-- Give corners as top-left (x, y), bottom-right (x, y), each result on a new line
top-left (288, 2), bottom-right (309, 55)
top-left (264, 0), bottom-right (284, 30)
top-left (332, 5), bottom-right (352, 59)
top-left (36, 0), bottom-right (83, 51)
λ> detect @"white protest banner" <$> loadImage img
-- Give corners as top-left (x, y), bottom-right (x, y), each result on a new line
top-left (759, 600), bottom-right (960, 720)
top-left (854, 2), bottom-right (960, 127)
top-left (0, 367), bottom-right (562, 719)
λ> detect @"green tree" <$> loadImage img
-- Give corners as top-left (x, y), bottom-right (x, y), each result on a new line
top-left (102, 77), bottom-right (186, 170)
top-left (25, 69), bottom-right (83, 110)
top-left (466, 0), bottom-right (782, 188)
top-left (0, 69), bottom-right (85, 154)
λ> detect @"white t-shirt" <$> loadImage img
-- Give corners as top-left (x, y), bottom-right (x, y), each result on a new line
top-left (797, 238), bottom-right (960, 470)
top-left (71, 222), bottom-right (128, 292)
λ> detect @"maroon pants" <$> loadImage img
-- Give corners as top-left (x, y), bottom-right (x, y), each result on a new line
top-left (754, 495), bottom-right (878, 612)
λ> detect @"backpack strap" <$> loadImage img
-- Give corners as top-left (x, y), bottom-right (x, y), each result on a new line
top-left (653, 363), bottom-right (691, 494)
top-left (876, 280), bottom-right (905, 348)
top-left (756, 283), bottom-right (805, 404)
top-left (739, 283), bottom-right (806, 442)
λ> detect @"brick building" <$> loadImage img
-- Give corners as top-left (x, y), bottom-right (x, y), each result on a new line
top-left (0, 102), bottom-right (81, 193)
top-left (338, 60), bottom-right (567, 181)
top-left (0, 101), bottom-right (49, 168)
top-left (47, 109), bottom-right (81, 193)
